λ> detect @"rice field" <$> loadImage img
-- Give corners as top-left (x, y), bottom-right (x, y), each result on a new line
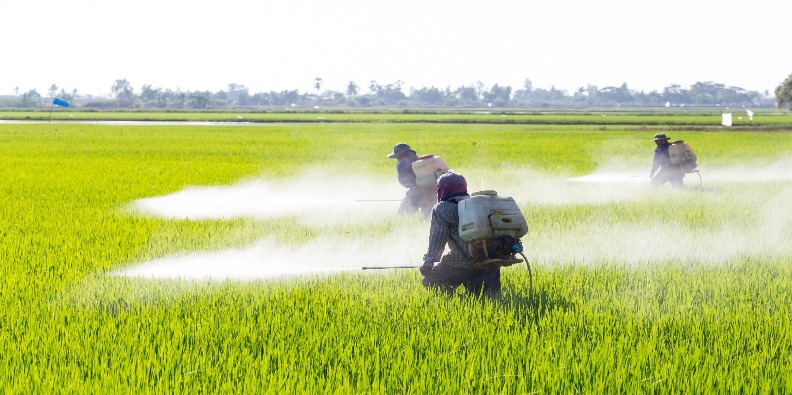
top-left (1, 118), bottom-right (791, 393)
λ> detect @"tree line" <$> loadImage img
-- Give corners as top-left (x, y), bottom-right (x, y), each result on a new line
top-left (5, 75), bottom-right (792, 109)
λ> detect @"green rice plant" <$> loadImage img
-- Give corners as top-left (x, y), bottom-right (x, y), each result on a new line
top-left (1, 119), bottom-right (791, 393)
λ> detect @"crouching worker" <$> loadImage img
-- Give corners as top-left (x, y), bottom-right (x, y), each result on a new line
top-left (420, 172), bottom-right (501, 296)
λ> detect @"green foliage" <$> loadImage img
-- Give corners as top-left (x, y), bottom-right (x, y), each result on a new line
top-left (775, 73), bottom-right (792, 109)
top-left (1, 120), bottom-right (792, 392)
top-left (3, 109), bottom-right (792, 127)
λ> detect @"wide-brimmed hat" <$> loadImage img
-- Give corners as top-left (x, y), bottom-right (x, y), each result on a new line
top-left (386, 143), bottom-right (414, 158)
top-left (653, 133), bottom-right (670, 141)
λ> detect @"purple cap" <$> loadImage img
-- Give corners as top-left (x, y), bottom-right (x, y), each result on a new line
top-left (436, 171), bottom-right (467, 202)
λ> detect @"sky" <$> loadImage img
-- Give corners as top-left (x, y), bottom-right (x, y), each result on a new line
top-left (2, 0), bottom-right (791, 98)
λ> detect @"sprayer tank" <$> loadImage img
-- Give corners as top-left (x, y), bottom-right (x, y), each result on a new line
top-left (458, 191), bottom-right (528, 242)
top-left (412, 155), bottom-right (450, 187)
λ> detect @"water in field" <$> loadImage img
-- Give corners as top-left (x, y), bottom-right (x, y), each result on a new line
top-left (119, 163), bottom-right (792, 280)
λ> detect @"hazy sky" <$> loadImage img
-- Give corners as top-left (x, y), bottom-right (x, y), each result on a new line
top-left (3, 0), bottom-right (790, 97)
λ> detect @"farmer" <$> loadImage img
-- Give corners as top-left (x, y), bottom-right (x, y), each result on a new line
top-left (420, 172), bottom-right (501, 296)
top-left (649, 133), bottom-right (684, 188)
top-left (387, 142), bottom-right (436, 217)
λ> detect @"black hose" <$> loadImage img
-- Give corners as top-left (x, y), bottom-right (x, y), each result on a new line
top-left (518, 252), bottom-right (532, 296)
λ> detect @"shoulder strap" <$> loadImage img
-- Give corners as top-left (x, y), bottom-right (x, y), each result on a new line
top-left (447, 200), bottom-right (474, 263)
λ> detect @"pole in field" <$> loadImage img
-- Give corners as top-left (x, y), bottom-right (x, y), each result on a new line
top-left (49, 97), bottom-right (70, 123)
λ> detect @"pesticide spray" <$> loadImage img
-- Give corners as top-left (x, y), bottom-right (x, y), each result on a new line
top-left (116, 160), bottom-right (792, 284)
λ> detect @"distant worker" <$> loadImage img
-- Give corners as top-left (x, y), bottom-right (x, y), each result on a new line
top-left (420, 172), bottom-right (501, 296)
top-left (649, 133), bottom-right (685, 188)
top-left (387, 143), bottom-right (436, 217)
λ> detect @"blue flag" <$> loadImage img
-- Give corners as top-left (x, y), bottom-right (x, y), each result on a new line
top-left (53, 97), bottom-right (70, 107)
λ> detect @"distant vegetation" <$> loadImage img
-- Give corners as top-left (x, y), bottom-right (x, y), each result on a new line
top-left (0, 77), bottom-right (781, 110)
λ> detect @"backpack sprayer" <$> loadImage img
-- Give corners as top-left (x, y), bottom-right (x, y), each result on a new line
top-left (357, 154), bottom-right (449, 203)
top-left (363, 189), bottom-right (534, 294)
top-left (412, 155), bottom-right (450, 188)
top-left (458, 190), bottom-right (532, 292)
top-left (669, 140), bottom-right (702, 187)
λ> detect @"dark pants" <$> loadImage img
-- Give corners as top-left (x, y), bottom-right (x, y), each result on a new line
top-left (651, 169), bottom-right (684, 188)
top-left (398, 186), bottom-right (436, 217)
top-left (422, 262), bottom-right (501, 296)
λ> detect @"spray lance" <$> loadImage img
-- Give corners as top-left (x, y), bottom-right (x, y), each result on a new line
top-left (361, 190), bottom-right (535, 295)
top-left (360, 254), bottom-right (533, 295)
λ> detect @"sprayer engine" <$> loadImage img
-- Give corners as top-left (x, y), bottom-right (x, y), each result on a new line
top-left (467, 235), bottom-right (524, 267)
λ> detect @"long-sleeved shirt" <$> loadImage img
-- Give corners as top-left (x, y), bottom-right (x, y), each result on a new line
top-left (423, 197), bottom-right (472, 268)
top-left (396, 155), bottom-right (419, 189)
top-left (651, 142), bottom-right (672, 175)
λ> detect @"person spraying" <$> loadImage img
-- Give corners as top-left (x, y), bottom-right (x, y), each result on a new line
top-left (420, 172), bottom-right (528, 296)
top-left (386, 143), bottom-right (444, 218)
top-left (649, 133), bottom-right (699, 188)
top-left (649, 133), bottom-right (685, 188)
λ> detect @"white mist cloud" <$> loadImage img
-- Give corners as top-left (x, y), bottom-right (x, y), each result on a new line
top-left (528, 217), bottom-right (791, 266)
top-left (128, 170), bottom-right (407, 226)
top-left (116, 227), bottom-right (428, 280)
top-left (119, 163), bottom-right (792, 280)
top-left (466, 164), bottom-right (649, 206)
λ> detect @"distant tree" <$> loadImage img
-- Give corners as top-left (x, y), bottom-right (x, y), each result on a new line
top-left (189, 91), bottom-right (210, 109)
top-left (238, 90), bottom-right (250, 106)
top-left (346, 81), bottom-right (359, 96)
top-left (775, 73), bottom-right (792, 109)
top-left (251, 92), bottom-right (271, 106)
top-left (156, 90), bottom-right (169, 108)
top-left (368, 80), bottom-right (380, 94)
top-left (410, 86), bottom-right (446, 105)
top-left (175, 90), bottom-right (186, 109)
top-left (530, 86), bottom-right (567, 103)
top-left (111, 79), bottom-right (135, 107)
top-left (323, 91), bottom-right (346, 103)
top-left (474, 81), bottom-right (485, 102)
top-left (482, 83), bottom-right (512, 106)
top-left (662, 84), bottom-right (687, 105)
top-left (58, 88), bottom-right (73, 103)
top-left (597, 83), bottom-right (633, 104)
top-left (522, 78), bottom-right (533, 93)
top-left (140, 84), bottom-right (160, 102)
top-left (379, 81), bottom-right (406, 104)
top-left (20, 89), bottom-right (42, 107)
top-left (270, 89), bottom-right (300, 106)
top-left (455, 86), bottom-right (479, 104)
top-left (212, 91), bottom-right (227, 101)
top-left (512, 79), bottom-right (534, 102)
top-left (226, 83), bottom-right (248, 105)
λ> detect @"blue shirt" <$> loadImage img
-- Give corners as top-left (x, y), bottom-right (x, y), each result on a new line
top-left (651, 142), bottom-right (672, 174)
top-left (396, 155), bottom-right (418, 189)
